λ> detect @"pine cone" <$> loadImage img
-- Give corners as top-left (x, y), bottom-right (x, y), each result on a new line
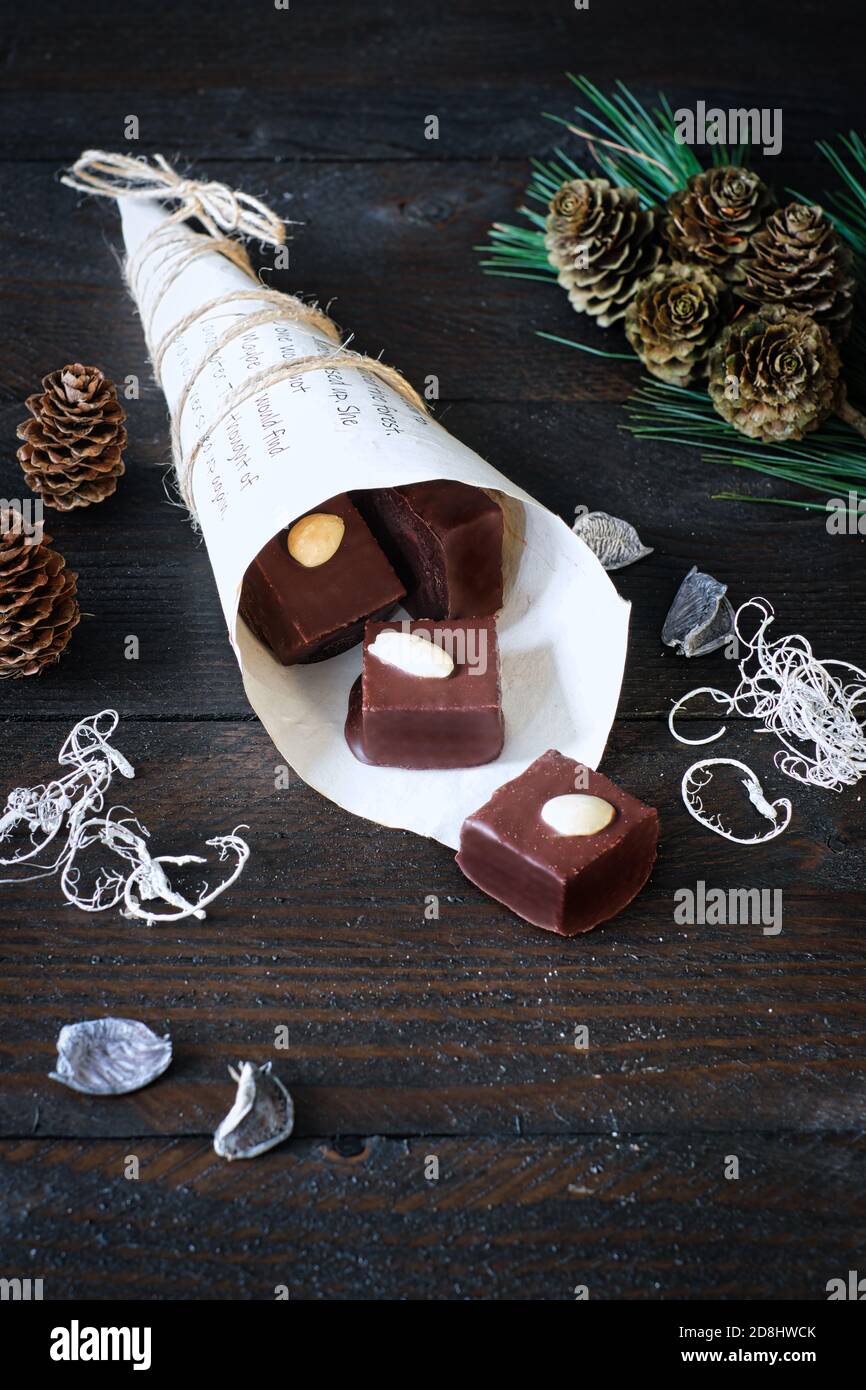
top-left (732, 201), bottom-right (855, 341)
top-left (545, 178), bottom-right (661, 326)
top-left (663, 166), bottom-right (772, 281)
top-left (624, 263), bottom-right (731, 385)
top-left (0, 509), bottom-right (79, 677)
top-left (17, 364), bottom-right (127, 510)
top-left (707, 306), bottom-right (842, 442)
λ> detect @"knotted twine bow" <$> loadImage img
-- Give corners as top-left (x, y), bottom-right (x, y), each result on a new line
top-left (62, 150), bottom-right (287, 248)
top-left (62, 150), bottom-right (428, 511)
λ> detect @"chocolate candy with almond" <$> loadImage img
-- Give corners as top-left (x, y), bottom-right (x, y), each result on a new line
top-left (456, 750), bottom-right (659, 935)
top-left (345, 616), bottom-right (504, 768)
top-left (239, 493), bottom-right (405, 664)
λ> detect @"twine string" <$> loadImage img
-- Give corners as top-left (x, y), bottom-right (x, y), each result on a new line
top-left (62, 150), bottom-right (287, 247)
top-left (62, 150), bottom-right (429, 511)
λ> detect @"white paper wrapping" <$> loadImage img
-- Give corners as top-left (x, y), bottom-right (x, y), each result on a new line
top-left (119, 198), bottom-right (630, 848)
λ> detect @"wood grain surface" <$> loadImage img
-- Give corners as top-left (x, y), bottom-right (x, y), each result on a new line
top-left (0, 0), bottom-right (863, 1301)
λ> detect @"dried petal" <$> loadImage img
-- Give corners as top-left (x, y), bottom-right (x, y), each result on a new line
top-left (663, 566), bottom-right (734, 657)
top-left (50, 1017), bottom-right (172, 1095)
top-left (213, 1061), bottom-right (294, 1161)
top-left (573, 510), bottom-right (653, 570)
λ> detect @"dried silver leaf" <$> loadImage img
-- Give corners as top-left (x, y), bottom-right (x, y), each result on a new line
top-left (572, 509), bottom-right (653, 570)
top-left (663, 565), bottom-right (734, 657)
top-left (50, 1017), bottom-right (172, 1095)
top-left (213, 1061), bottom-right (294, 1161)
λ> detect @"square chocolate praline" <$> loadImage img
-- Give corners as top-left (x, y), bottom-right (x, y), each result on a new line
top-left (456, 750), bottom-right (659, 935)
top-left (239, 493), bottom-right (404, 665)
top-left (345, 616), bottom-right (504, 769)
top-left (352, 481), bottom-right (503, 619)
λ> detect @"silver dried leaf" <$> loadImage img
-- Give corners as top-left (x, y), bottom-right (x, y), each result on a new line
top-left (213, 1061), bottom-right (294, 1161)
top-left (663, 565), bottom-right (734, 657)
top-left (572, 509), bottom-right (653, 570)
top-left (50, 1017), bottom-right (172, 1095)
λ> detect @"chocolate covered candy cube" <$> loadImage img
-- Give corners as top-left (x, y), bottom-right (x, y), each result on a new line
top-left (352, 480), bottom-right (503, 619)
top-left (239, 493), bottom-right (405, 665)
top-left (345, 616), bottom-right (504, 769)
top-left (456, 750), bottom-right (658, 935)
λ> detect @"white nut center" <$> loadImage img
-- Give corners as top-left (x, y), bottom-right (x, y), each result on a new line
top-left (540, 794), bottom-right (616, 836)
top-left (369, 630), bottom-right (455, 679)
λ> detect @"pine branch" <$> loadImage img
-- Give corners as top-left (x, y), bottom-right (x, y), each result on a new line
top-left (477, 76), bottom-right (749, 282)
top-left (478, 81), bottom-right (866, 510)
top-left (624, 379), bottom-right (866, 507)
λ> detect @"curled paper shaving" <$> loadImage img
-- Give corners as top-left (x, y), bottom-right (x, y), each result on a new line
top-left (668, 686), bottom-right (734, 746)
top-left (670, 599), bottom-right (866, 791)
top-left (213, 1061), bottom-right (294, 1161)
top-left (50, 1017), bottom-right (172, 1095)
top-left (572, 509), bottom-right (653, 570)
top-left (0, 710), bottom-right (250, 923)
top-left (681, 758), bottom-right (793, 845)
top-left (0, 709), bottom-right (133, 879)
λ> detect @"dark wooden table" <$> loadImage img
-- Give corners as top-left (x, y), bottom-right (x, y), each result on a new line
top-left (0, 0), bottom-right (864, 1301)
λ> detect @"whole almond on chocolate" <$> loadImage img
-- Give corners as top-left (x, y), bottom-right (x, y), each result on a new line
top-left (287, 512), bottom-right (345, 567)
top-left (540, 794), bottom-right (616, 837)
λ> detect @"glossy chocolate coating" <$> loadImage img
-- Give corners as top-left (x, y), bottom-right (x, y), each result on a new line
top-left (345, 616), bottom-right (504, 769)
top-left (352, 481), bottom-right (503, 619)
top-left (239, 494), bottom-right (405, 664)
top-left (456, 750), bottom-right (659, 935)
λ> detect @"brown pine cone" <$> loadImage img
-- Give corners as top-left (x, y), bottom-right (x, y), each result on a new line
top-left (732, 201), bottom-right (856, 341)
top-left (545, 178), bottom-right (661, 326)
top-left (663, 166), bottom-right (772, 282)
top-left (0, 509), bottom-right (80, 677)
top-left (16, 364), bottom-right (127, 510)
top-left (624, 263), bottom-right (731, 385)
top-left (707, 306), bottom-right (842, 443)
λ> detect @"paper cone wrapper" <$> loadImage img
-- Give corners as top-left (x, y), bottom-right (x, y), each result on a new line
top-left (119, 198), bottom-right (630, 848)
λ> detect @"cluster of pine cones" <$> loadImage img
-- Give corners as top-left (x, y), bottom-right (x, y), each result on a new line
top-left (0, 364), bottom-right (126, 677)
top-left (544, 165), bottom-right (858, 442)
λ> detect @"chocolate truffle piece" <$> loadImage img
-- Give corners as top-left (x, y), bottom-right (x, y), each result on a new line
top-left (352, 481), bottom-right (503, 619)
top-left (239, 494), bottom-right (405, 665)
top-left (345, 616), bottom-right (504, 769)
top-left (456, 750), bottom-right (658, 935)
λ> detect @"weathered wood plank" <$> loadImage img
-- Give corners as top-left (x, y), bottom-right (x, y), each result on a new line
top-left (0, 0), bottom-right (862, 161)
top-left (0, 1132), bottom-right (863, 1299)
top-left (0, 721), bottom-right (862, 1138)
top-left (1, 0), bottom-right (865, 1305)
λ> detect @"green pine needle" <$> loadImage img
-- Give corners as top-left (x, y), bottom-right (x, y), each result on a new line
top-left (791, 133), bottom-right (866, 408)
top-left (476, 76), bottom-right (750, 282)
top-left (537, 330), bottom-right (635, 360)
top-left (477, 77), bottom-right (866, 512)
top-left (624, 379), bottom-right (866, 508)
